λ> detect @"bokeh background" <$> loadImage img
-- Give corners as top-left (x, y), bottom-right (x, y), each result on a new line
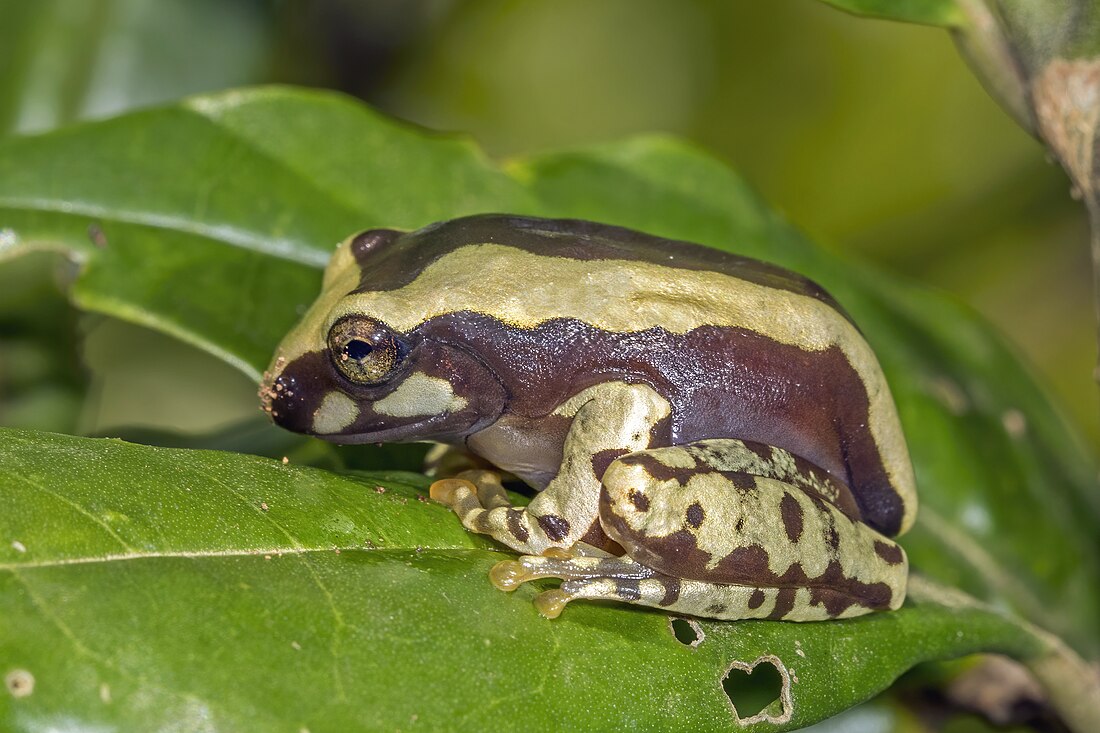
top-left (1, 0), bottom-right (1096, 447)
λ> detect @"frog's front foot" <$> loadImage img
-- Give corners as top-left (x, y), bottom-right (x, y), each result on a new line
top-left (429, 469), bottom-right (512, 511)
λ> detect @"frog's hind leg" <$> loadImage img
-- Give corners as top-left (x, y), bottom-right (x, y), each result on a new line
top-left (597, 439), bottom-right (908, 620)
top-left (488, 553), bottom-right (682, 619)
top-left (495, 439), bottom-right (908, 621)
top-left (490, 552), bottom-right (872, 621)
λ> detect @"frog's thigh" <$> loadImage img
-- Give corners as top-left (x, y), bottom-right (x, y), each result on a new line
top-left (432, 382), bottom-right (670, 555)
top-left (595, 440), bottom-right (908, 621)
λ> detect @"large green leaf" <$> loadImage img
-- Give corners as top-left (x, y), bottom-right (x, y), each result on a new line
top-left (1, 88), bottom-right (1098, 729)
top-left (2, 429), bottom-right (1097, 732)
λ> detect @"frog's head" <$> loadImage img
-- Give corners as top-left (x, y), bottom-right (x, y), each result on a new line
top-left (259, 228), bottom-right (507, 444)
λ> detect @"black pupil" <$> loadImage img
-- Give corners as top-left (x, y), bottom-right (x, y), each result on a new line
top-left (345, 340), bottom-right (373, 360)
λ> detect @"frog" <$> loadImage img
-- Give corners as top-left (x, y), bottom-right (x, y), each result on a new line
top-left (259, 214), bottom-right (917, 622)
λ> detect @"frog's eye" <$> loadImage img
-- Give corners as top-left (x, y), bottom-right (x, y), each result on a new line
top-left (327, 316), bottom-right (406, 385)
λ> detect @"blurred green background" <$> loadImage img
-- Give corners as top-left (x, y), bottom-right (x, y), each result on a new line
top-left (1, 0), bottom-right (1095, 447)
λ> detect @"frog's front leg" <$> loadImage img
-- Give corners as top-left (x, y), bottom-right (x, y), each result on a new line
top-left (430, 383), bottom-right (670, 555)
top-left (496, 439), bottom-right (908, 621)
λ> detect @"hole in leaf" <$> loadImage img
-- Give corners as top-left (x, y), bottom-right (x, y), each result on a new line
top-left (669, 617), bottom-right (703, 646)
top-left (722, 658), bottom-right (786, 723)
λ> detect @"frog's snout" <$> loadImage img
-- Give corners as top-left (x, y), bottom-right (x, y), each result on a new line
top-left (258, 352), bottom-right (332, 435)
top-left (258, 357), bottom-right (285, 416)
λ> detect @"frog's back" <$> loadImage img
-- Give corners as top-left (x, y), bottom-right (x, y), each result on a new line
top-left (350, 214), bottom-right (848, 320)
top-left (343, 215), bottom-right (916, 537)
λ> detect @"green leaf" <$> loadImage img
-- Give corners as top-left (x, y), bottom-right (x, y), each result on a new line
top-left (0, 0), bottom-right (271, 136)
top-left (3, 429), bottom-right (1097, 732)
top-left (0, 87), bottom-right (537, 379)
top-left (1, 88), bottom-right (1098, 729)
top-left (817, 0), bottom-right (965, 28)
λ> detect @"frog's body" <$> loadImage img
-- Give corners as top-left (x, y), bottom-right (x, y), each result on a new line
top-left (261, 215), bottom-right (916, 621)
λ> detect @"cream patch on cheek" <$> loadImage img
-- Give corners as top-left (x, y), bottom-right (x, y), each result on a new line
top-left (312, 391), bottom-right (360, 434)
top-left (373, 372), bottom-right (468, 418)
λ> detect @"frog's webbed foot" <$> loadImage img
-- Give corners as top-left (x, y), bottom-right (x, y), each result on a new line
top-left (428, 471), bottom-right (558, 552)
top-left (429, 470), bottom-right (599, 555)
top-left (490, 552), bottom-right (689, 619)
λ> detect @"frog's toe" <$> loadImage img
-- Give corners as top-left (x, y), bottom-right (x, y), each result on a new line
top-left (533, 577), bottom-right (658, 618)
top-left (533, 588), bottom-right (571, 619)
top-left (489, 560), bottom-right (530, 591)
top-left (428, 477), bottom-right (477, 505)
top-left (453, 469), bottom-right (512, 510)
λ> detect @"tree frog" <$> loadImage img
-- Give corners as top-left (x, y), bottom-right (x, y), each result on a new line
top-left (260, 214), bottom-right (916, 622)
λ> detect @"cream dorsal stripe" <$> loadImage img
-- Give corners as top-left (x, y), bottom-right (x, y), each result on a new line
top-left (344, 244), bottom-right (846, 343)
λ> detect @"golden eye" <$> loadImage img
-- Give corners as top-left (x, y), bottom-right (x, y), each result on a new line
top-left (327, 317), bottom-right (405, 385)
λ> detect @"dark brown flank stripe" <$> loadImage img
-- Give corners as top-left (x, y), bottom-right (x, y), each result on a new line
top-left (347, 214), bottom-right (851, 320)
top-left (417, 313), bottom-right (902, 536)
top-left (537, 514), bottom-right (571, 542)
top-left (748, 589), bottom-right (767, 610)
top-left (780, 493), bottom-right (804, 543)
top-left (873, 540), bottom-right (905, 565)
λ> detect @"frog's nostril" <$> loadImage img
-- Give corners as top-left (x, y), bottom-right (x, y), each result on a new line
top-left (258, 352), bottom-right (335, 434)
top-left (259, 372), bottom-right (300, 422)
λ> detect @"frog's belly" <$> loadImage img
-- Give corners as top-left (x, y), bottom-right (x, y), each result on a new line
top-left (466, 414), bottom-right (569, 489)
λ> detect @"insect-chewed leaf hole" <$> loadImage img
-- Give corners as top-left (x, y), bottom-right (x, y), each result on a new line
top-left (669, 617), bottom-right (704, 647)
top-left (721, 655), bottom-right (791, 726)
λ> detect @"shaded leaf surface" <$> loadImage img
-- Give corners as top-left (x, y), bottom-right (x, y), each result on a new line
top-left (0, 89), bottom-right (1098, 730)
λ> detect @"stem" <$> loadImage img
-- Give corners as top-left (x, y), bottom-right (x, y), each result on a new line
top-left (1028, 623), bottom-right (1100, 733)
top-left (1030, 57), bottom-right (1100, 390)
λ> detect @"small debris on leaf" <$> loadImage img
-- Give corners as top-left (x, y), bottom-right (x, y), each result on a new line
top-left (5, 669), bottom-right (34, 698)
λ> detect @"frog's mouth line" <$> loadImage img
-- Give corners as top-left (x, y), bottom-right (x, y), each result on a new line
top-left (315, 349), bottom-right (507, 445)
